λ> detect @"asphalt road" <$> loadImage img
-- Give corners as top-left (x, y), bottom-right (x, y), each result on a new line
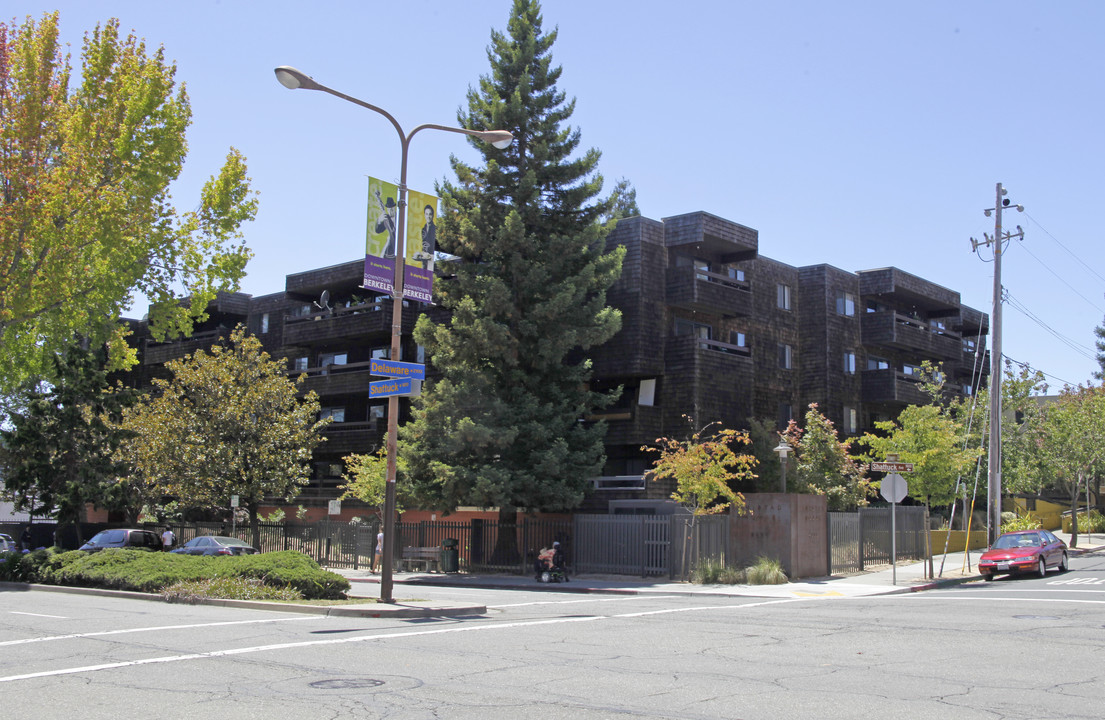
top-left (2, 554), bottom-right (1103, 719)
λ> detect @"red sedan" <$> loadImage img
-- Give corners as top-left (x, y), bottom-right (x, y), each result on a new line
top-left (978, 529), bottom-right (1068, 581)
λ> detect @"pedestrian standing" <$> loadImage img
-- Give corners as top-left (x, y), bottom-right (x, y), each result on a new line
top-left (161, 526), bottom-right (175, 551)
top-left (372, 530), bottom-right (384, 573)
top-left (19, 526), bottom-right (32, 553)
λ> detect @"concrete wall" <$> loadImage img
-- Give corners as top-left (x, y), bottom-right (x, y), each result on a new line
top-left (730, 493), bottom-right (828, 579)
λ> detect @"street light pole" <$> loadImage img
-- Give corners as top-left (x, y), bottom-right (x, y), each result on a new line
top-left (275, 66), bottom-right (511, 603)
top-left (773, 440), bottom-right (792, 493)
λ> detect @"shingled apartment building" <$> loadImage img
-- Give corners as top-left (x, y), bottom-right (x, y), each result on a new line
top-left (124, 210), bottom-right (988, 513)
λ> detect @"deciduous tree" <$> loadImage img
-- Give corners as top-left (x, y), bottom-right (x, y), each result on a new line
top-left (782, 404), bottom-right (871, 510)
top-left (403, 0), bottom-right (625, 556)
top-left (119, 326), bottom-right (327, 547)
top-left (0, 13), bottom-right (255, 393)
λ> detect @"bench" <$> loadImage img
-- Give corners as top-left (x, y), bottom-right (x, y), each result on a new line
top-left (400, 546), bottom-right (440, 572)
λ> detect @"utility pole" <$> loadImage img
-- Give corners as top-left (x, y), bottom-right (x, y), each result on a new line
top-left (969, 183), bottom-right (1024, 545)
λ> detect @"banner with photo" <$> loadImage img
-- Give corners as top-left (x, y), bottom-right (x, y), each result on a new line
top-left (403, 189), bottom-right (438, 304)
top-left (364, 177), bottom-right (399, 295)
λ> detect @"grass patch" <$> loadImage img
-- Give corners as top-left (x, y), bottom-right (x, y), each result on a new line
top-left (163, 577), bottom-right (303, 603)
top-left (691, 558), bottom-right (746, 585)
top-left (745, 556), bottom-right (788, 585)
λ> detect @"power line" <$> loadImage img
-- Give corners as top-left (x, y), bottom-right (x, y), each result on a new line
top-left (1010, 234), bottom-right (1104, 314)
top-left (1004, 291), bottom-right (1096, 360)
top-left (1023, 211), bottom-right (1105, 286)
top-left (1001, 353), bottom-right (1081, 388)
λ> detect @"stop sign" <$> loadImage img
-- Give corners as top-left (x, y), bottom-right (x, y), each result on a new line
top-left (881, 473), bottom-right (908, 503)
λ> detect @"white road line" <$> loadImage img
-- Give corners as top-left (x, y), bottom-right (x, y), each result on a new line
top-left (0, 599), bottom-right (804, 683)
top-left (9, 612), bottom-right (67, 619)
top-left (0, 617), bottom-right (316, 647)
top-left (490, 595), bottom-right (680, 608)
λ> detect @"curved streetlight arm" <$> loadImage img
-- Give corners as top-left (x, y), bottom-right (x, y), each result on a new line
top-left (274, 64), bottom-right (512, 604)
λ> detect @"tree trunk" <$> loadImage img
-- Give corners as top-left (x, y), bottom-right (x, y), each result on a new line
top-left (248, 502), bottom-right (261, 550)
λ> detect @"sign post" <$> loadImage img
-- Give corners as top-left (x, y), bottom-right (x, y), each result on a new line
top-left (880, 473), bottom-right (908, 585)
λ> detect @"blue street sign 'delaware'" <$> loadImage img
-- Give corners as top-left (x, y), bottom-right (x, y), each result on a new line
top-left (369, 358), bottom-right (426, 380)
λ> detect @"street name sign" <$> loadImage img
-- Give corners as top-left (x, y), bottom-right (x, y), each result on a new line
top-left (370, 358), bottom-right (425, 380)
top-left (871, 461), bottom-right (914, 473)
top-left (369, 378), bottom-right (415, 398)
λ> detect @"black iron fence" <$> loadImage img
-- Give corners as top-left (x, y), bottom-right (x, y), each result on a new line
top-left (828, 506), bottom-right (930, 574)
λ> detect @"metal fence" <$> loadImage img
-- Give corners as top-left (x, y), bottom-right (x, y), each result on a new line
top-left (828, 506), bottom-right (930, 574)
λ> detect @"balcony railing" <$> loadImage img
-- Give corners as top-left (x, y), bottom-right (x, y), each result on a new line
top-left (666, 266), bottom-right (752, 317)
top-left (284, 299), bottom-right (418, 345)
top-left (861, 311), bottom-right (962, 360)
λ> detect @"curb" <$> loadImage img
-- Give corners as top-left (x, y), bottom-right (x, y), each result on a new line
top-left (0, 582), bottom-right (486, 619)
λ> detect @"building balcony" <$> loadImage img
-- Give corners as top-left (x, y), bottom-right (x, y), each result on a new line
top-left (665, 266), bottom-right (752, 317)
top-left (143, 328), bottom-right (231, 365)
top-left (283, 300), bottom-right (419, 346)
top-left (589, 403), bottom-right (663, 447)
top-left (665, 334), bottom-right (753, 371)
top-left (861, 369), bottom-right (932, 406)
top-left (295, 362), bottom-right (375, 397)
top-left (320, 421), bottom-right (384, 455)
top-left (861, 311), bottom-right (962, 360)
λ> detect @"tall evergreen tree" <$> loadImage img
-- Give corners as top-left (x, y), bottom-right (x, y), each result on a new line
top-left (404, 0), bottom-right (625, 542)
top-left (0, 347), bottom-right (137, 544)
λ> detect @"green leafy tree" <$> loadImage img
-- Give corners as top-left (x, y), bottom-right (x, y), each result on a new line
top-left (1034, 384), bottom-right (1105, 548)
top-left (782, 404), bottom-right (871, 510)
top-left (1093, 318), bottom-right (1105, 382)
top-left (644, 419), bottom-right (754, 579)
top-left (339, 448), bottom-right (409, 520)
top-left (0, 13), bottom-right (256, 394)
top-left (404, 0), bottom-right (625, 557)
top-left (0, 347), bottom-right (136, 543)
top-left (119, 326), bottom-right (327, 547)
top-left (998, 361), bottom-right (1049, 498)
top-left (859, 402), bottom-right (981, 512)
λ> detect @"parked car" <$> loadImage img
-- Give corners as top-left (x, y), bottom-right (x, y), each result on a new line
top-left (79, 529), bottom-right (163, 552)
top-left (978, 529), bottom-right (1068, 580)
top-left (171, 536), bottom-right (259, 556)
top-left (0, 534), bottom-right (14, 553)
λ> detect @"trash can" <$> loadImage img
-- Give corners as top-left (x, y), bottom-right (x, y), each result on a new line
top-left (441, 538), bottom-right (460, 573)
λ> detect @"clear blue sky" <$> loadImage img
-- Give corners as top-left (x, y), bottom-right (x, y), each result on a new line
top-left (10, 1), bottom-right (1105, 389)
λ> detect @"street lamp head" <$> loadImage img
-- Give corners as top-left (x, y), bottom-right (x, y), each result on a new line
top-left (773, 440), bottom-right (792, 459)
top-left (477, 130), bottom-right (514, 149)
top-left (274, 66), bottom-right (322, 92)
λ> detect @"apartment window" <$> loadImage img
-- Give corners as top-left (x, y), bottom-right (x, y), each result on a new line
top-left (729, 331), bottom-right (747, 348)
top-left (778, 343), bottom-right (793, 370)
top-left (370, 347), bottom-right (390, 360)
top-left (963, 338), bottom-right (976, 353)
top-left (292, 356), bottom-right (309, 372)
top-left (843, 351), bottom-right (856, 375)
top-left (260, 313), bottom-right (270, 333)
top-left (320, 407), bottom-right (346, 422)
top-left (725, 264), bottom-right (746, 282)
top-left (963, 383), bottom-right (974, 396)
top-left (867, 356), bottom-right (889, 371)
top-left (778, 403), bottom-right (793, 429)
top-left (777, 283), bottom-right (792, 311)
top-left (865, 299), bottom-right (884, 314)
top-left (369, 404), bottom-right (386, 423)
top-left (676, 254), bottom-right (710, 280)
top-left (903, 363), bottom-right (922, 377)
top-left (319, 352), bottom-right (348, 368)
top-left (843, 406), bottom-right (858, 434)
top-left (638, 378), bottom-right (657, 406)
top-left (674, 318), bottom-right (712, 340)
top-left (416, 345), bottom-right (426, 364)
top-left (930, 318), bottom-right (947, 335)
top-left (291, 303), bottom-right (312, 317)
top-left (836, 293), bottom-right (856, 316)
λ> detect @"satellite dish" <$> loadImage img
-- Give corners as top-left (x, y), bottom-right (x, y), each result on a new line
top-left (314, 290), bottom-right (332, 313)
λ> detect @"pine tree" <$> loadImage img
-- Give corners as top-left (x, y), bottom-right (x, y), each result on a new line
top-left (404, 0), bottom-right (625, 551)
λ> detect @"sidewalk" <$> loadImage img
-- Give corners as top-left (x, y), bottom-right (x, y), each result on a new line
top-left (333, 530), bottom-right (1105, 603)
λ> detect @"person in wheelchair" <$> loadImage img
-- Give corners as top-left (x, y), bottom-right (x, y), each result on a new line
top-left (534, 541), bottom-right (569, 582)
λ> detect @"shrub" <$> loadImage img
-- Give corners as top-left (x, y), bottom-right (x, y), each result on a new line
top-left (1075, 510), bottom-right (1105, 533)
top-left (745, 556), bottom-right (788, 585)
top-left (691, 558), bottom-right (746, 585)
top-left (162, 577), bottom-right (303, 603)
top-left (1001, 514), bottom-right (1043, 533)
top-left (37, 549), bottom-right (350, 600)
